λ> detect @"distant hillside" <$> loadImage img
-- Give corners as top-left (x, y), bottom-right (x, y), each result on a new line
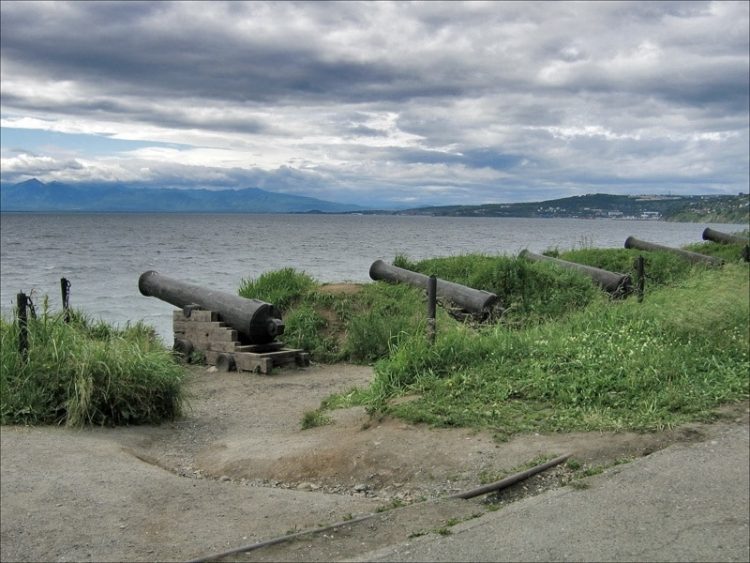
top-left (0, 179), bottom-right (363, 213)
top-left (399, 193), bottom-right (750, 224)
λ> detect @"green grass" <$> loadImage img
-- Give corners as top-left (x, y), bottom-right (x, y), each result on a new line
top-left (239, 268), bottom-right (317, 312)
top-left (238, 268), bottom-right (426, 363)
top-left (682, 240), bottom-right (749, 263)
top-left (362, 263), bottom-right (748, 433)
top-left (394, 253), bottom-right (601, 327)
top-left (553, 247), bottom-right (695, 289)
top-left (300, 408), bottom-right (333, 429)
top-left (1, 302), bottom-right (184, 426)
top-left (241, 249), bottom-right (748, 436)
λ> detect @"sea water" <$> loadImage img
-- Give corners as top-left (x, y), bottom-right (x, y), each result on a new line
top-left (1, 213), bottom-right (745, 344)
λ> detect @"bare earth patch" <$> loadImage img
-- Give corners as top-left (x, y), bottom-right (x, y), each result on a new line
top-left (1, 363), bottom-right (747, 562)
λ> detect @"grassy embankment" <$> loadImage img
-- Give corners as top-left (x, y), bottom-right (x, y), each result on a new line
top-left (0, 303), bottom-right (183, 426)
top-left (240, 238), bottom-right (749, 435)
top-left (3, 236), bottom-right (745, 433)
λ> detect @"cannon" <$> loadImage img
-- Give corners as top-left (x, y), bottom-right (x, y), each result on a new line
top-left (702, 227), bottom-right (749, 246)
top-left (138, 271), bottom-right (284, 344)
top-left (518, 250), bottom-right (633, 297)
top-left (624, 236), bottom-right (723, 267)
top-left (369, 260), bottom-right (498, 317)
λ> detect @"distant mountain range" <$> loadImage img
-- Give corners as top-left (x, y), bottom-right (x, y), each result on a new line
top-left (0, 179), bottom-right (363, 213)
top-left (2, 179), bottom-right (748, 224)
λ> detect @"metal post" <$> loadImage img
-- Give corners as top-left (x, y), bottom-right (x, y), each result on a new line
top-left (635, 255), bottom-right (645, 303)
top-left (427, 274), bottom-right (437, 344)
top-left (60, 277), bottom-right (71, 322)
top-left (17, 292), bottom-right (29, 360)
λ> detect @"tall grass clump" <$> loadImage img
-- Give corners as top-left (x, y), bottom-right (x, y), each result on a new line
top-left (355, 263), bottom-right (749, 434)
top-left (239, 268), bottom-right (317, 311)
top-left (1, 303), bottom-right (184, 427)
top-left (282, 282), bottom-right (425, 363)
top-left (342, 283), bottom-right (425, 362)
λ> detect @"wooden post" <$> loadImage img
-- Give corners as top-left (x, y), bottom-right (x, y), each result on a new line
top-left (17, 292), bottom-right (29, 360)
top-left (427, 275), bottom-right (437, 344)
top-left (635, 256), bottom-right (645, 303)
top-left (60, 278), bottom-right (71, 323)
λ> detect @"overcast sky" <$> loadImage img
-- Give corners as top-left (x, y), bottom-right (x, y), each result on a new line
top-left (1, 1), bottom-right (748, 207)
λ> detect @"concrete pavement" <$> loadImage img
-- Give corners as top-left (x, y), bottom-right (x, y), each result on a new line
top-left (352, 421), bottom-right (750, 562)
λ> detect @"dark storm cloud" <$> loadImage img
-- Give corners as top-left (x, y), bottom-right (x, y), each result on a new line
top-left (0, 1), bottom-right (454, 105)
top-left (1, 1), bottom-right (748, 203)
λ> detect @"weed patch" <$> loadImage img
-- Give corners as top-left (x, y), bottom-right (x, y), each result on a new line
top-left (1, 304), bottom-right (184, 426)
top-left (301, 409), bottom-right (333, 430)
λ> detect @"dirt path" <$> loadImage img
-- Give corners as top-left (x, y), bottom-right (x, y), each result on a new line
top-left (2, 363), bottom-right (746, 562)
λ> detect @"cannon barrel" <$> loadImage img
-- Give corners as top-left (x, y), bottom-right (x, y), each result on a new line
top-left (519, 250), bottom-right (632, 296)
top-left (702, 227), bottom-right (749, 246)
top-left (138, 271), bottom-right (283, 344)
top-left (369, 260), bottom-right (498, 315)
top-left (624, 236), bottom-right (723, 267)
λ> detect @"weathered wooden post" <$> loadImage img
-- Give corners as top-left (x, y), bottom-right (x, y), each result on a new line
top-left (635, 256), bottom-right (645, 303)
top-left (427, 274), bottom-right (437, 344)
top-left (17, 292), bottom-right (29, 360)
top-left (60, 277), bottom-right (71, 323)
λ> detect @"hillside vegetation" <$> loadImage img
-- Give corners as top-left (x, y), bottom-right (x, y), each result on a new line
top-left (1, 306), bottom-right (183, 426)
top-left (240, 238), bottom-right (749, 435)
top-left (399, 193), bottom-right (750, 224)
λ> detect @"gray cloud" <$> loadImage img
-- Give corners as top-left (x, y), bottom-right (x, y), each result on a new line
top-left (1, 0), bottom-right (748, 205)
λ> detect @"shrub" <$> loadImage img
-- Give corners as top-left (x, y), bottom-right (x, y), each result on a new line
top-left (1, 305), bottom-right (184, 427)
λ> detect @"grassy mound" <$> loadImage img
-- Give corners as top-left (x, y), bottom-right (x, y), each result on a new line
top-left (1, 304), bottom-right (184, 426)
top-left (240, 269), bottom-right (426, 363)
top-left (256, 240), bottom-right (748, 435)
top-left (366, 264), bottom-right (748, 434)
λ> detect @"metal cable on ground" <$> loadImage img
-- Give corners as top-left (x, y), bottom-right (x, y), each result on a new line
top-left (449, 453), bottom-right (570, 499)
top-left (185, 452), bottom-right (571, 563)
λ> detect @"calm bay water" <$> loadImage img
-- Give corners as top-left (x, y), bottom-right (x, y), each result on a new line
top-left (1, 212), bottom-right (745, 345)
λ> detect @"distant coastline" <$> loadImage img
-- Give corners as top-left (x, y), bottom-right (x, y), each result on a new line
top-left (1, 178), bottom-right (747, 224)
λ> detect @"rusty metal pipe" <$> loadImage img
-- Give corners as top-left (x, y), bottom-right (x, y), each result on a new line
top-left (519, 250), bottom-right (632, 296)
top-left (624, 236), bottom-right (723, 267)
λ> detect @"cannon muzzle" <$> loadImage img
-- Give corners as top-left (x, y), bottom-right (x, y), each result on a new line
top-left (369, 260), bottom-right (498, 316)
top-left (519, 250), bottom-right (632, 297)
top-left (624, 236), bottom-right (723, 267)
top-left (139, 271), bottom-right (284, 344)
